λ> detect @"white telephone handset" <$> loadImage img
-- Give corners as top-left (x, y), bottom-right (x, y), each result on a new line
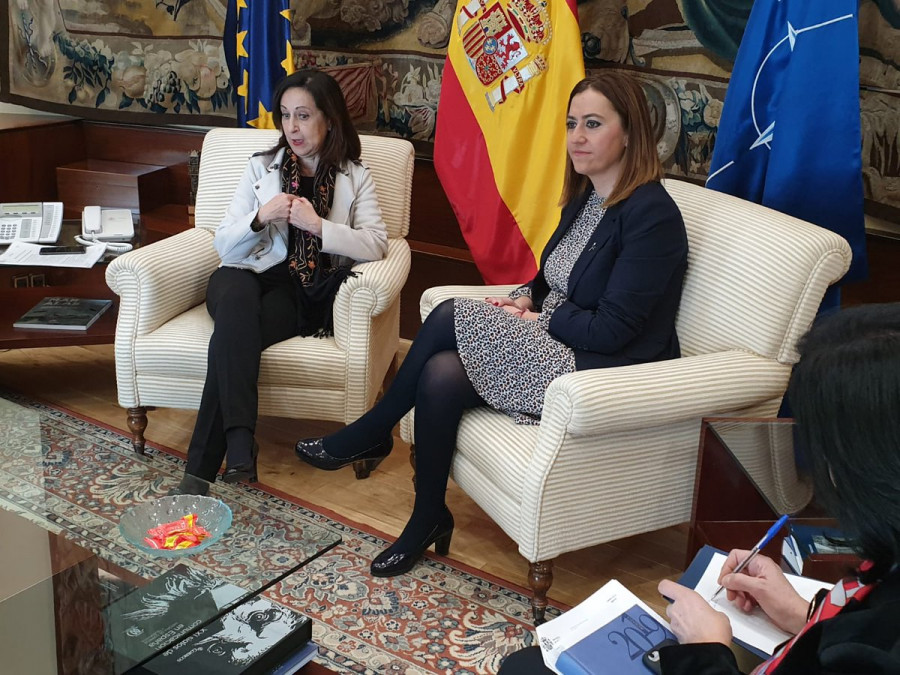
top-left (82, 205), bottom-right (102, 235)
top-left (76, 206), bottom-right (134, 253)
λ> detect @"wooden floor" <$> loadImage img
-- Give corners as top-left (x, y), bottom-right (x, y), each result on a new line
top-left (0, 344), bottom-right (687, 617)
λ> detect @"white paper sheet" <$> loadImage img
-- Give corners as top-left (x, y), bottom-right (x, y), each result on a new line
top-left (696, 552), bottom-right (833, 656)
top-left (535, 579), bottom-right (672, 673)
top-left (0, 240), bottom-right (106, 268)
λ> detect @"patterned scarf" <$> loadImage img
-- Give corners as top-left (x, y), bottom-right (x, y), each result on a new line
top-left (282, 151), bottom-right (356, 337)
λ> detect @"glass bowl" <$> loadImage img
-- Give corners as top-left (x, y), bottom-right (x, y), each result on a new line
top-left (119, 495), bottom-right (232, 558)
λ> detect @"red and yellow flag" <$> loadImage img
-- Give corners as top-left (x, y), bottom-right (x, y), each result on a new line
top-left (435, 0), bottom-right (584, 284)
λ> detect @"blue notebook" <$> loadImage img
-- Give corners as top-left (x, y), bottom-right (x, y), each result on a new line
top-left (556, 604), bottom-right (676, 674)
top-left (677, 545), bottom-right (768, 659)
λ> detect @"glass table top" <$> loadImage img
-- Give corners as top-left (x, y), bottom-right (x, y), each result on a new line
top-left (0, 395), bottom-right (340, 673)
top-left (706, 418), bottom-right (818, 517)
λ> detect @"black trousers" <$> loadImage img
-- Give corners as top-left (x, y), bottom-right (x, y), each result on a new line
top-left (185, 264), bottom-right (297, 480)
top-left (497, 646), bottom-right (552, 674)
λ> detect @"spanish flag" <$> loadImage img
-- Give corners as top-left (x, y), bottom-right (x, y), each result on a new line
top-left (225, 0), bottom-right (294, 129)
top-left (435, 0), bottom-right (584, 284)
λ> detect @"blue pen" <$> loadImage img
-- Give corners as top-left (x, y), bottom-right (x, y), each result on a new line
top-left (710, 514), bottom-right (790, 602)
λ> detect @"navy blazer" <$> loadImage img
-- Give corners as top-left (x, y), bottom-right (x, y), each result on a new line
top-left (527, 181), bottom-right (688, 370)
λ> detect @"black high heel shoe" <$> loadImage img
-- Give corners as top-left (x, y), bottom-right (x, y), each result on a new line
top-left (370, 507), bottom-right (454, 577)
top-left (222, 441), bottom-right (259, 484)
top-left (295, 435), bottom-right (393, 471)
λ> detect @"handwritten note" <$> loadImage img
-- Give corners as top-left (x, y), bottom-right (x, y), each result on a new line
top-left (695, 552), bottom-right (832, 656)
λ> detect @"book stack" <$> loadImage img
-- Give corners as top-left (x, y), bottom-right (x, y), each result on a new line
top-left (104, 564), bottom-right (316, 674)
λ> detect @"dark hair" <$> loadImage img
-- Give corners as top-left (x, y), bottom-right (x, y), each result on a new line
top-left (270, 68), bottom-right (360, 167)
top-left (559, 70), bottom-right (663, 207)
top-left (787, 303), bottom-right (900, 578)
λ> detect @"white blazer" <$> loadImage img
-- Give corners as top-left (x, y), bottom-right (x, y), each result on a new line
top-left (213, 147), bottom-right (388, 272)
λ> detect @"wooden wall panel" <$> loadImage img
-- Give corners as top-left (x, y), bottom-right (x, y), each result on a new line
top-left (82, 123), bottom-right (204, 205)
top-left (0, 118), bottom-right (84, 203)
top-left (842, 234), bottom-right (900, 306)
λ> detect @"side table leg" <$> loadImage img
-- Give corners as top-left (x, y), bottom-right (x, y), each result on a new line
top-left (529, 559), bottom-right (554, 626)
top-left (127, 407), bottom-right (148, 455)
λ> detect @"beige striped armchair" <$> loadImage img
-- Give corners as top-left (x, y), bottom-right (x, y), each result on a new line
top-left (400, 178), bottom-right (852, 622)
top-left (107, 128), bottom-right (413, 478)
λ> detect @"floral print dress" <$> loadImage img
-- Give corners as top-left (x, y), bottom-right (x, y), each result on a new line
top-left (453, 191), bottom-right (607, 424)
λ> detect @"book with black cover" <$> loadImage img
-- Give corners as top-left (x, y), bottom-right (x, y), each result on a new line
top-left (129, 594), bottom-right (312, 674)
top-left (104, 563), bottom-right (248, 672)
top-left (13, 296), bottom-right (112, 330)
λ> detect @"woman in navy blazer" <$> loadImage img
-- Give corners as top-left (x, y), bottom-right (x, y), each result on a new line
top-left (295, 71), bottom-right (688, 577)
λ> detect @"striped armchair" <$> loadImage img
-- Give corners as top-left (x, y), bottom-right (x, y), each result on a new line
top-left (107, 128), bottom-right (413, 478)
top-left (400, 179), bottom-right (852, 622)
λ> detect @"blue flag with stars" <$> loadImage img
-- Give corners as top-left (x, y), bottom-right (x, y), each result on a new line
top-left (224, 0), bottom-right (293, 129)
top-left (707, 0), bottom-right (867, 285)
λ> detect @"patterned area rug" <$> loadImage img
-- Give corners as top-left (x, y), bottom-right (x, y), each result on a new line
top-left (0, 392), bottom-right (555, 674)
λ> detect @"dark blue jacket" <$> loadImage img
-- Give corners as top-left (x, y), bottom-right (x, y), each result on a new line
top-left (528, 180), bottom-right (688, 370)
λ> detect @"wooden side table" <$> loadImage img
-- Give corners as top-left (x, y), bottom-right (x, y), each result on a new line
top-left (688, 418), bottom-right (859, 580)
top-left (0, 219), bottom-right (138, 349)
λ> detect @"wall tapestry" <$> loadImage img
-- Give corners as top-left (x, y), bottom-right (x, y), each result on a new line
top-left (2, 0), bottom-right (898, 218)
top-left (1, 0), bottom-right (232, 125)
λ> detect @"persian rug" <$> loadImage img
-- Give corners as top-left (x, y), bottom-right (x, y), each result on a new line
top-left (0, 391), bottom-right (558, 674)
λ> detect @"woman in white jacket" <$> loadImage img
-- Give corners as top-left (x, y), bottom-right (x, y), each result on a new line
top-left (172, 69), bottom-right (388, 495)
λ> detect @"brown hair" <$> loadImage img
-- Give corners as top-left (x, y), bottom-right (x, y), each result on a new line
top-left (559, 70), bottom-right (663, 207)
top-left (270, 68), bottom-right (360, 168)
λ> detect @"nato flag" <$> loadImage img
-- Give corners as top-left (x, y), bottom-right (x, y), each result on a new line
top-left (224, 0), bottom-right (293, 129)
top-left (707, 0), bottom-right (867, 284)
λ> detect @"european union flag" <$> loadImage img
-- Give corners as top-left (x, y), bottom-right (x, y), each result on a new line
top-left (224, 0), bottom-right (293, 129)
top-left (707, 0), bottom-right (868, 287)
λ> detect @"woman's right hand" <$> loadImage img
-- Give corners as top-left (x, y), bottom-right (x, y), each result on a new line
top-left (719, 549), bottom-right (810, 634)
top-left (485, 296), bottom-right (534, 311)
top-left (257, 193), bottom-right (299, 225)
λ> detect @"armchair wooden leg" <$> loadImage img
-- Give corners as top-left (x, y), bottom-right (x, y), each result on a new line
top-left (528, 559), bottom-right (555, 625)
top-left (127, 406), bottom-right (149, 455)
top-left (408, 442), bottom-right (417, 489)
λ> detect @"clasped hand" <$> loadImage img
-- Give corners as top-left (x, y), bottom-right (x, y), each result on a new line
top-left (658, 549), bottom-right (809, 646)
top-left (258, 193), bottom-right (322, 236)
top-left (484, 296), bottom-right (538, 321)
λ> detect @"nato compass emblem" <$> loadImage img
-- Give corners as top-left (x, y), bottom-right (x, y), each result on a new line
top-left (707, 10), bottom-right (855, 184)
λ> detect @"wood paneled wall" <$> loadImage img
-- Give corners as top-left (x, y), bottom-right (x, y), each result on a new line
top-left (5, 116), bottom-right (895, 338)
top-left (3, 117), bottom-right (481, 339)
top-left (0, 116), bottom-right (84, 203)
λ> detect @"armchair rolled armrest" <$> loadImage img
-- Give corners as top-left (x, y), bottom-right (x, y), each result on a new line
top-left (541, 350), bottom-right (790, 437)
top-left (419, 284), bottom-right (521, 321)
top-left (106, 228), bottom-right (219, 336)
top-left (332, 238), bottom-right (411, 346)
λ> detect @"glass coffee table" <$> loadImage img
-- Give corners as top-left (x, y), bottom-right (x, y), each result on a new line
top-left (0, 395), bottom-right (340, 673)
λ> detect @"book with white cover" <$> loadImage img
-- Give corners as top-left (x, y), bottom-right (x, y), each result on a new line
top-left (536, 579), bottom-right (674, 674)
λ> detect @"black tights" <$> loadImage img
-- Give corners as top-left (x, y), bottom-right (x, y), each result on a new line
top-left (325, 299), bottom-right (484, 548)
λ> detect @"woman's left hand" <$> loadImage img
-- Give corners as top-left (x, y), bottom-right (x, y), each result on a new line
top-left (658, 579), bottom-right (732, 645)
top-left (289, 197), bottom-right (323, 236)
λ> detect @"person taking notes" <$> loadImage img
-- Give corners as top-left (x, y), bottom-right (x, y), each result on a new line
top-left (658, 303), bottom-right (900, 674)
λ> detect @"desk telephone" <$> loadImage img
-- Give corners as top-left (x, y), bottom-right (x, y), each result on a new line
top-left (0, 202), bottom-right (63, 245)
top-left (75, 206), bottom-right (134, 252)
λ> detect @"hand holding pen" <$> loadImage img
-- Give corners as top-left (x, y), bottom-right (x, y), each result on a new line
top-left (711, 514), bottom-right (790, 602)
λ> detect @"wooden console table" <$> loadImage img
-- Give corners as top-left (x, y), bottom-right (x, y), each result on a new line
top-left (0, 219), bottom-right (139, 349)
